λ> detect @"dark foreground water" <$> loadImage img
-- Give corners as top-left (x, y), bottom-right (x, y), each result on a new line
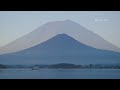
top-left (0, 69), bottom-right (120, 79)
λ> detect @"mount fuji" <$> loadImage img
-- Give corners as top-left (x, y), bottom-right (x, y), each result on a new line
top-left (0, 20), bottom-right (120, 55)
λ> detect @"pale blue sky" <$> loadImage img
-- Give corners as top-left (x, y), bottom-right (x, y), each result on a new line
top-left (0, 11), bottom-right (120, 48)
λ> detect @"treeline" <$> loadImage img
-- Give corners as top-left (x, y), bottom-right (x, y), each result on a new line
top-left (79, 64), bottom-right (120, 69)
top-left (32, 63), bottom-right (120, 69)
top-left (0, 64), bottom-right (7, 69)
top-left (1, 63), bottom-right (120, 69)
top-left (48, 63), bottom-right (81, 69)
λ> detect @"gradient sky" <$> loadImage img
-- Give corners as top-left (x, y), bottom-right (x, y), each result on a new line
top-left (0, 11), bottom-right (120, 48)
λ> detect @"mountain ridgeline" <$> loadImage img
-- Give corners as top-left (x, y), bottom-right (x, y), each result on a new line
top-left (0, 34), bottom-right (120, 65)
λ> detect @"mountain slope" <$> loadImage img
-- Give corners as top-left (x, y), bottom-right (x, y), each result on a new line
top-left (0, 34), bottom-right (120, 65)
top-left (0, 20), bottom-right (119, 55)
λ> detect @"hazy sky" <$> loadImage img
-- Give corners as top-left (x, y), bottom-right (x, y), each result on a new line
top-left (0, 11), bottom-right (120, 48)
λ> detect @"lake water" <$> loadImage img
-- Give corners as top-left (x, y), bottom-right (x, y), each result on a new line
top-left (0, 69), bottom-right (120, 79)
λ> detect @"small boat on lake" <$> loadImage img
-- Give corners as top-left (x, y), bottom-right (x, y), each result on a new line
top-left (31, 65), bottom-right (40, 70)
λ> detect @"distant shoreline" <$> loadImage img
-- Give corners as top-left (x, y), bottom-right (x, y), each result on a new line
top-left (1, 63), bottom-right (120, 69)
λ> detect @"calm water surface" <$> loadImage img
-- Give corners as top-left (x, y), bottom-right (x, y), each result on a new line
top-left (0, 69), bottom-right (120, 79)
